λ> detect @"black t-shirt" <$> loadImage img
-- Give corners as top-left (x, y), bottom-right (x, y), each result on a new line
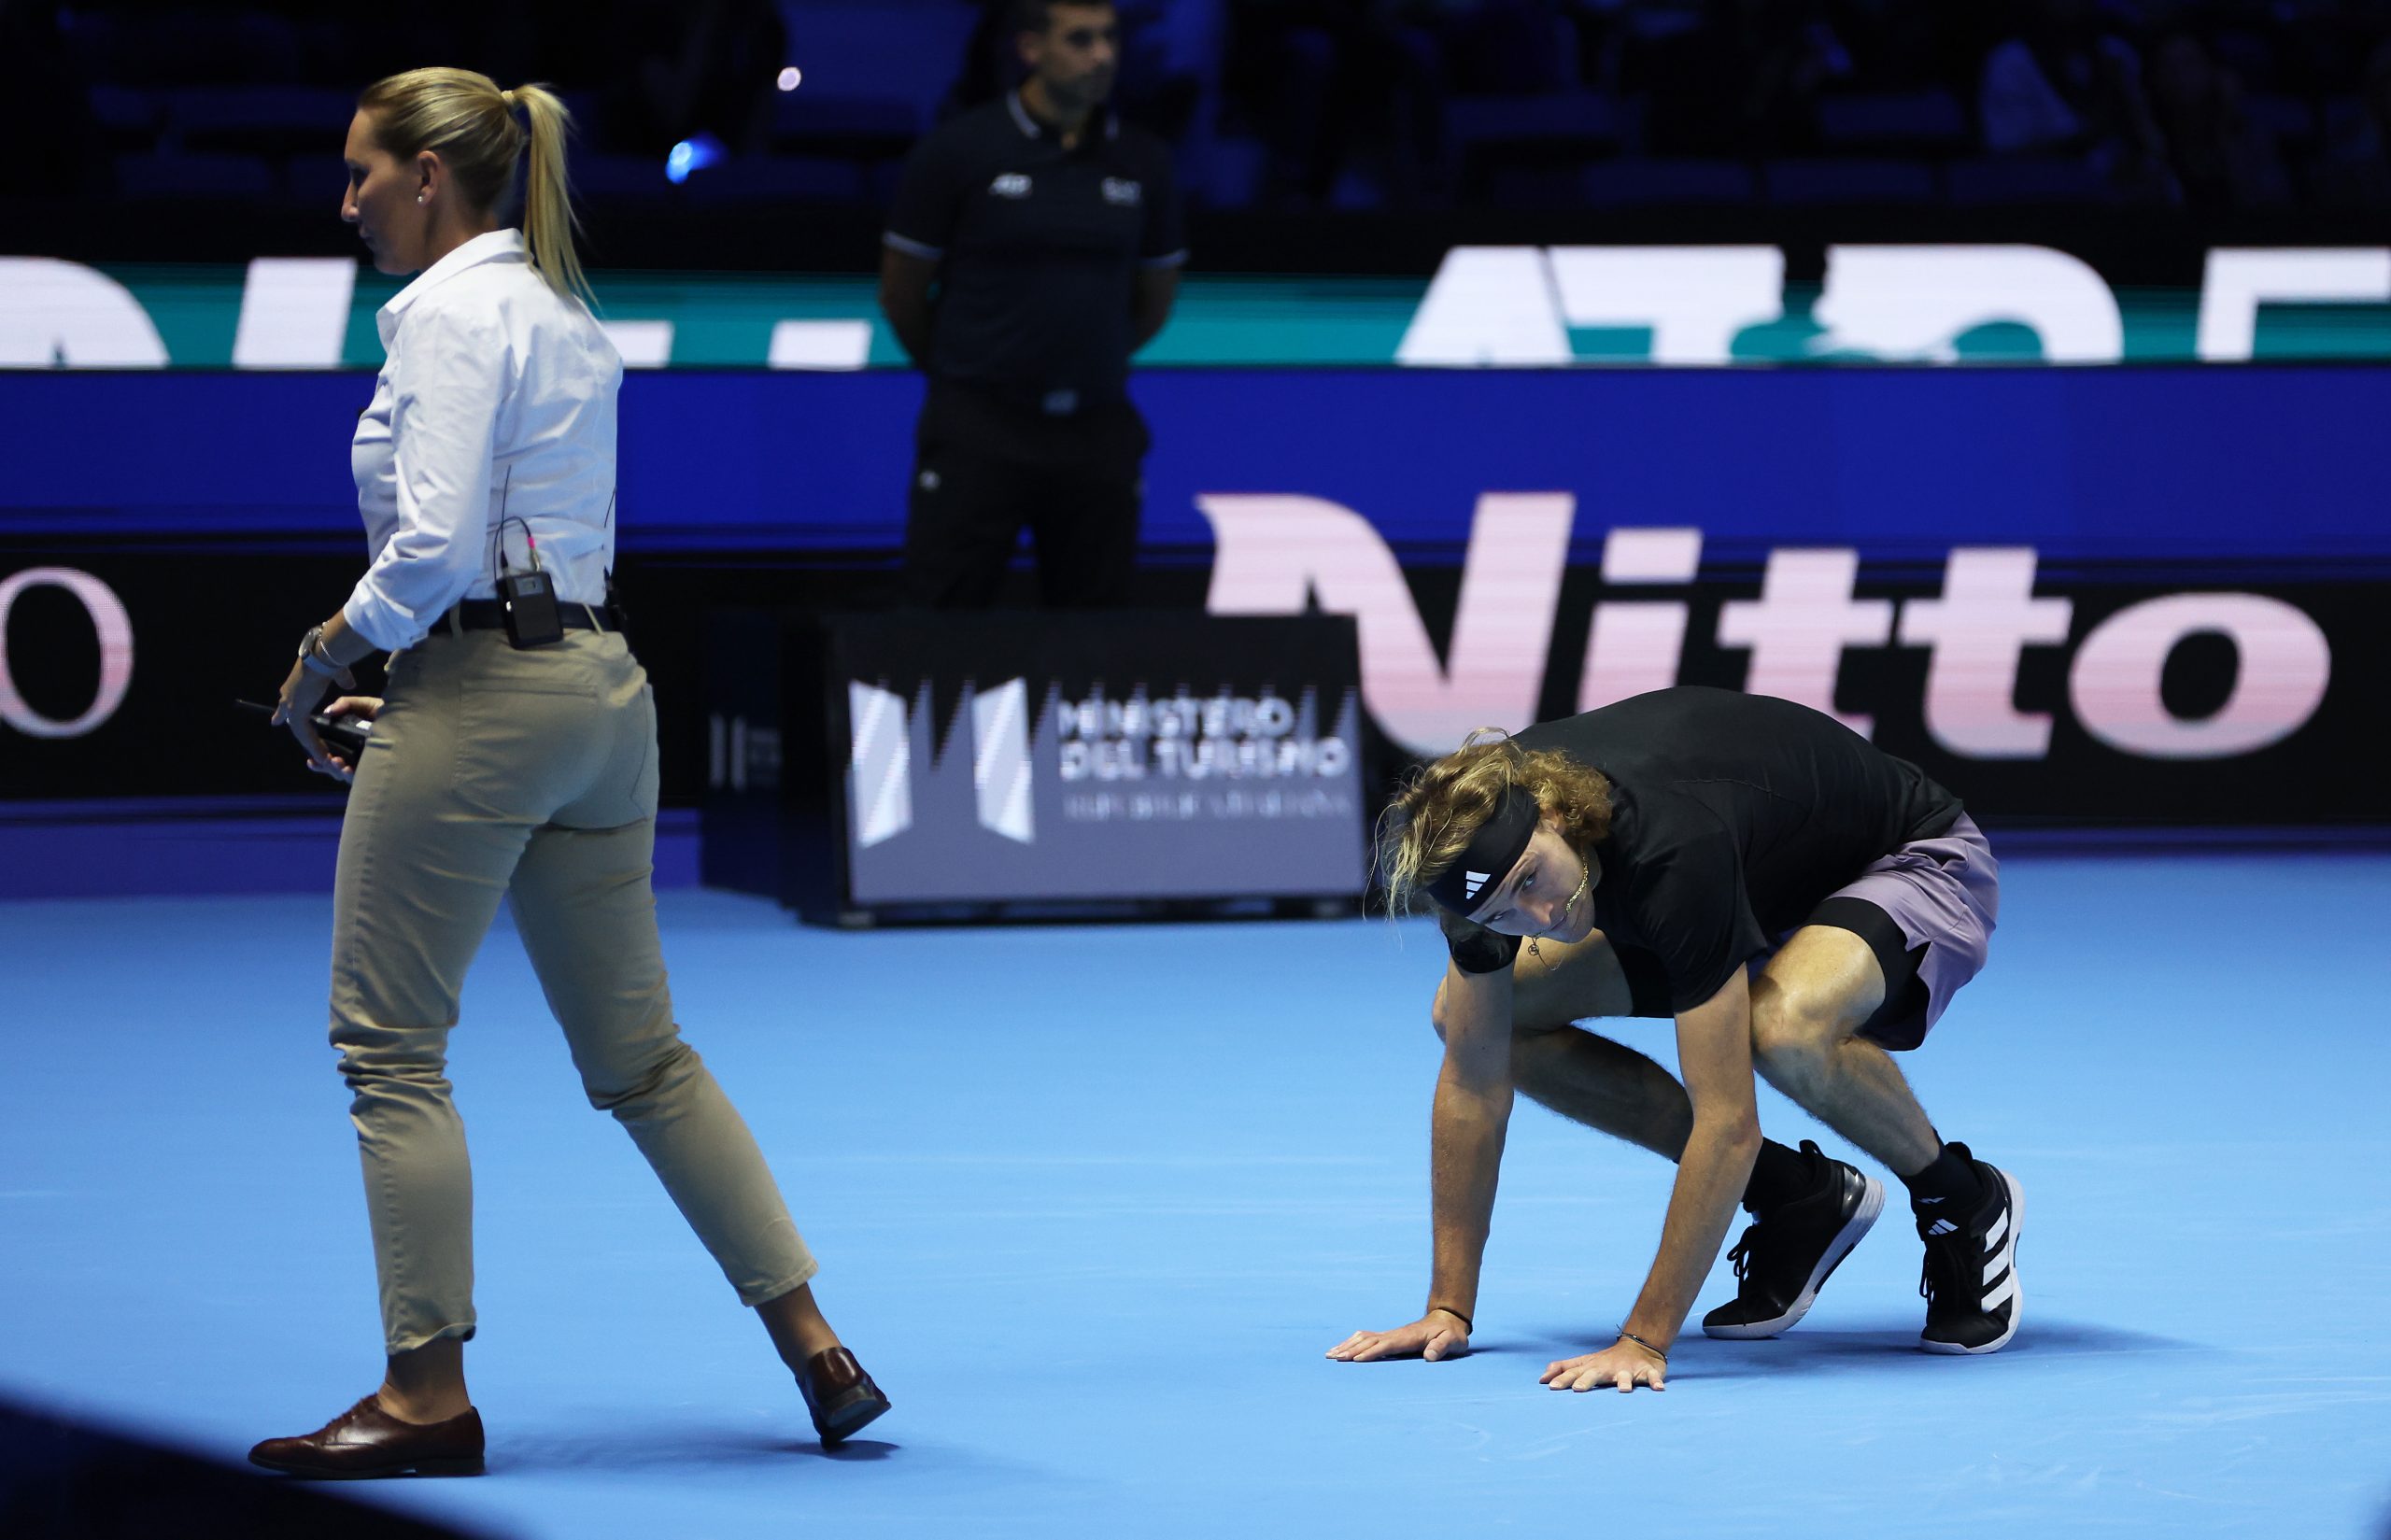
top-left (884, 92), bottom-right (1187, 403)
top-left (1439, 688), bottom-right (1964, 1013)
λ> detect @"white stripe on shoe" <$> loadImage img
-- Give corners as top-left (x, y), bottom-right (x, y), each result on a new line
top-left (1921, 1166), bottom-right (2025, 1356)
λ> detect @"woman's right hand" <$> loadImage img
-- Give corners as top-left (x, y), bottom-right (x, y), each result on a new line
top-left (310, 696), bottom-right (385, 784)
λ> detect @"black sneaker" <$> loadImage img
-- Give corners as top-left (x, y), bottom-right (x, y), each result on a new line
top-left (1916, 1145), bottom-right (2023, 1354)
top-left (1702, 1140), bottom-right (1885, 1339)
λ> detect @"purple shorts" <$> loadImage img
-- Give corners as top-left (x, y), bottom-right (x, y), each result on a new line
top-left (1816, 812), bottom-right (1999, 1051)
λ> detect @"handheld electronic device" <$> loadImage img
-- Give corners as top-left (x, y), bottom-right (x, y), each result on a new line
top-left (235, 699), bottom-right (372, 761)
top-left (497, 502), bottom-right (564, 648)
top-left (500, 564), bottom-right (564, 646)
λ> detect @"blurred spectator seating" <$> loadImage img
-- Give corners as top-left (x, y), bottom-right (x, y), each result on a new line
top-left (573, 151), bottom-right (685, 203)
top-left (1448, 92), bottom-right (1635, 203)
top-left (686, 153), bottom-right (868, 205)
top-left (1815, 90), bottom-right (1972, 156)
top-left (1945, 154), bottom-right (2114, 205)
top-left (283, 153), bottom-right (350, 204)
top-left (62, 7), bottom-right (306, 87)
top-left (1577, 158), bottom-right (1755, 206)
top-left (30, 0), bottom-right (2391, 219)
top-left (115, 151), bottom-right (276, 199)
top-left (769, 1), bottom-right (977, 173)
top-left (1763, 157), bottom-right (1938, 205)
top-left (170, 86), bottom-right (359, 159)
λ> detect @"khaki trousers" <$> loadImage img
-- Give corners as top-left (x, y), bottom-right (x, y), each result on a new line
top-left (330, 624), bottom-right (815, 1354)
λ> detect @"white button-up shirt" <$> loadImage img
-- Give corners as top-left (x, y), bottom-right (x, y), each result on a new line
top-left (344, 228), bottom-right (622, 652)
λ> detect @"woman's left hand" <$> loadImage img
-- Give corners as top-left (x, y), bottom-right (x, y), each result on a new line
top-left (271, 654), bottom-right (354, 779)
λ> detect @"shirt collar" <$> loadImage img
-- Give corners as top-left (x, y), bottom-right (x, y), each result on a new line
top-left (1006, 90), bottom-right (1120, 143)
top-left (376, 228), bottom-right (527, 345)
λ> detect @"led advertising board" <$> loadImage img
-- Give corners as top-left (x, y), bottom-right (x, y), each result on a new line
top-left (699, 611), bottom-right (1366, 919)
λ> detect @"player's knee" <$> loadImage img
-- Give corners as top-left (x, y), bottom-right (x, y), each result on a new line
top-left (1749, 983), bottom-right (1839, 1069)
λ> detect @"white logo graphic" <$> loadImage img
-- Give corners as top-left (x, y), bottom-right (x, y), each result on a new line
top-left (0, 259), bottom-right (169, 366)
top-left (849, 682), bottom-right (914, 847)
top-left (848, 678), bottom-right (1035, 848)
top-left (1462, 869), bottom-right (1492, 899)
top-left (1197, 501), bottom-right (2334, 762)
top-left (1926, 1219), bottom-right (1959, 1236)
top-left (970, 678), bottom-right (1035, 843)
top-left (0, 566), bottom-right (135, 739)
top-left (1394, 244), bottom-right (2391, 366)
top-left (990, 173), bottom-right (1032, 199)
top-left (1101, 177), bottom-right (1141, 206)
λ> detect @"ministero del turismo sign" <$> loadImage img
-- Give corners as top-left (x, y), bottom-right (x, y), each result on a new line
top-left (7, 247), bottom-right (2391, 368)
top-left (821, 612), bottom-right (1367, 908)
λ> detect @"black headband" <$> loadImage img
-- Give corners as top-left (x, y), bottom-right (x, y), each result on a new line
top-left (1424, 784), bottom-right (1541, 917)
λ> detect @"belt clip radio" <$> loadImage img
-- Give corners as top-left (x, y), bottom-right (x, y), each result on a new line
top-left (497, 512), bottom-right (564, 648)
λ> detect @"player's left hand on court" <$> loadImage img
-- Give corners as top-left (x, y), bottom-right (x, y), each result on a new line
top-left (1541, 1338), bottom-right (1667, 1393)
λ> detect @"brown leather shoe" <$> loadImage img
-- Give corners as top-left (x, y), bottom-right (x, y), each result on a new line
top-left (248, 1395), bottom-right (485, 1479)
top-left (796, 1347), bottom-right (890, 1446)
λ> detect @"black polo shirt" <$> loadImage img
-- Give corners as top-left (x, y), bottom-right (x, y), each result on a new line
top-left (1438, 688), bottom-right (1964, 1013)
top-left (884, 92), bottom-right (1186, 405)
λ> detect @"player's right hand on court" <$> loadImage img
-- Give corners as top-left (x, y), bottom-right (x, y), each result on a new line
top-left (1326, 1309), bottom-right (1471, 1363)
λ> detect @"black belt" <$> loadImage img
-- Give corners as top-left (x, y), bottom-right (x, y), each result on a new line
top-left (440, 599), bottom-right (617, 632)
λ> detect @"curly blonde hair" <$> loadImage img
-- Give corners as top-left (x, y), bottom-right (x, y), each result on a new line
top-left (1378, 729), bottom-right (1613, 916)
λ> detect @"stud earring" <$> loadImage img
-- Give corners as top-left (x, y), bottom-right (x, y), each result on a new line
top-left (417, 194), bottom-right (426, 205)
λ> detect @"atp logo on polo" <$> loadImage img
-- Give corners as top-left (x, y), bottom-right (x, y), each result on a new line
top-left (990, 173), bottom-right (1032, 199)
top-left (1463, 869), bottom-right (1492, 899)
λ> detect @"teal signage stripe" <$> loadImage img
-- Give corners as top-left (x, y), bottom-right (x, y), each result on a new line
top-left (64, 263), bottom-right (2391, 367)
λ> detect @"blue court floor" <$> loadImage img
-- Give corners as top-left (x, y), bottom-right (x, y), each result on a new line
top-left (3, 852), bottom-right (2387, 1538)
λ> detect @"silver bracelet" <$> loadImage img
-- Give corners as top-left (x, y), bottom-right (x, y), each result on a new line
top-left (1617, 1329), bottom-right (1668, 1363)
top-left (296, 624), bottom-right (347, 679)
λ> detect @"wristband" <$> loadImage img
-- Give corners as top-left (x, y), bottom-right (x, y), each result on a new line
top-left (1428, 1306), bottom-right (1472, 1335)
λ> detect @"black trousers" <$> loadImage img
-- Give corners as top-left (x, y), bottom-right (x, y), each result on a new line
top-left (901, 380), bottom-right (1150, 609)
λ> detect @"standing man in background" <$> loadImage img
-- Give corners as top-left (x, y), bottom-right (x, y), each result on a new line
top-left (879, 0), bottom-right (1187, 609)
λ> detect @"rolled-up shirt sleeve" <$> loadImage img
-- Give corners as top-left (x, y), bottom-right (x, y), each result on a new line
top-left (343, 304), bottom-right (507, 650)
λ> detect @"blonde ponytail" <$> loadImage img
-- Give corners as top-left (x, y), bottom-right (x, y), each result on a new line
top-left (508, 83), bottom-right (591, 306)
top-left (359, 67), bottom-right (593, 306)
